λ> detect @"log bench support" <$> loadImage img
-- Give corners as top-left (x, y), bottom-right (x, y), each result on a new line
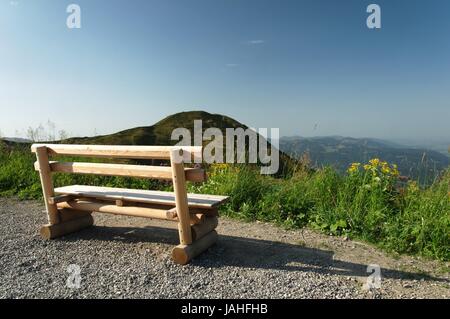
top-left (32, 144), bottom-right (226, 265)
top-left (172, 231), bottom-right (218, 265)
top-left (170, 149), bottom-right (218, 264)
top-left (40, 209), bottom-right (94, 239)
top-left (35, 145), bottom-right (93, 239)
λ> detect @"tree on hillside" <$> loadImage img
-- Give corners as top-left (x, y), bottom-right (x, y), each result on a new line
top-left (26, 125), bottom-right (45, 142)
top-left (25, 120), bottom-right (70, 142)
top-left (46, 120), bottom-right (56, 141)
top-left (58, 130), bottom-right (69, 141)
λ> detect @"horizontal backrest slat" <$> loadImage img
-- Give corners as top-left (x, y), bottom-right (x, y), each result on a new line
top-left (31, 144), bottom-right (202, 160)
top-left (34, 161), bottom-right (206, 182)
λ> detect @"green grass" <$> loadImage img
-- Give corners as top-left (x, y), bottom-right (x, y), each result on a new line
top-left (1, 144), bottom-right (449, 261)
top-left (191, 162), bottom-right (449, 261)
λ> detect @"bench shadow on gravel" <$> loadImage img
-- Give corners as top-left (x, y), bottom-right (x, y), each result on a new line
top-left (61, 224), bottom-right (448, 283)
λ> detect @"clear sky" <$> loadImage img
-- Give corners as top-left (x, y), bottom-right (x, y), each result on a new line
top-left (1, 0), bottom-right (449, 140)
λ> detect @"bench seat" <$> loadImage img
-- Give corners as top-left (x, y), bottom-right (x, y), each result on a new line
top-left (54, 185), bottom-right (228, 209)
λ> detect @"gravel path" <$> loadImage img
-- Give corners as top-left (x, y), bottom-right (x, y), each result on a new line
top-left (0, 198), bottom-right (448, 299)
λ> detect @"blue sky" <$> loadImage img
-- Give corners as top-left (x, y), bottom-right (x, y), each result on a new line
top-left (1, 0), bottom-right (449, 140)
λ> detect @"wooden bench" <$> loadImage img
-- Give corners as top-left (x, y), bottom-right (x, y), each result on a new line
top-left (31, 144), bottom-right (228, 264)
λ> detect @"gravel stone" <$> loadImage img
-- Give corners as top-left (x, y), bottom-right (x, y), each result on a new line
top-left (0, 198), bottom-right (448, 299)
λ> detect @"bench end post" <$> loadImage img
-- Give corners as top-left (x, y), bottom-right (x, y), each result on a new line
top-left (35, 146), bottom-right (60, 225)
top-left (170, 149), bottom-right (193, 245)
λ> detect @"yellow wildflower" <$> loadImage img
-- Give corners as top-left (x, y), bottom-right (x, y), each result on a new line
top-left (369, 158), bottom-right (380, 167)
top-left (381, 162), bottom-right (391, 174)
top-left (347, 162), bottom-right (361, 173)
top-left (212, 163), bottom-right (228, 170)
top-left (408, 181), bottom-right (419, 193)
top-left (391, 166), bottom-right (400, 177)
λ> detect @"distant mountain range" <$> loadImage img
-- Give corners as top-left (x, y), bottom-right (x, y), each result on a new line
top-left (279, 136), bottom-right (449, 181)
top-left (387, 137), bottom-right (450, 156)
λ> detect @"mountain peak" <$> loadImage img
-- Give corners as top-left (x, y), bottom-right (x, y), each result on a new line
top-left (63, 110), bottom-right (248, 146)
top-left (155, 111), bottom-right (246, 130)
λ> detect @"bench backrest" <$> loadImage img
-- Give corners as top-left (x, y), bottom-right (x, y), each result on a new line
top-left (31, 144), bottom-right (205, 182)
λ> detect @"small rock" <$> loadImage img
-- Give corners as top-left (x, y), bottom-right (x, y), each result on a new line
top-left (403, 283), bottom-right (413, 288)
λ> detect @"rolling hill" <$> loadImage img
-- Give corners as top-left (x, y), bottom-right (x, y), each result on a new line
top-left (63, 111), bottom-right (247, 146)
top-left (62, 111), bottom-right (297, 175)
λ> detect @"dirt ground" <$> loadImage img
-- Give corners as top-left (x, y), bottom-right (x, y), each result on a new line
top-left (0, 198), bottom-right (449, 298)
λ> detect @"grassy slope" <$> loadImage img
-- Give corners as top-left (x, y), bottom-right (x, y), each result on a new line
top-left (192, 164), bottom-right (449, 261)
top-left (0, 143), bottom-right (448, 261)
top-left (61, 111), bottom-right (297, 175)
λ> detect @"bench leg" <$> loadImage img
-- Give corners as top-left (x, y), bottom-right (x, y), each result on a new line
top-left (40, 209), bottom-right (94, 239)
top-left (35, 146), bottom-right (60, 225)
top-left (170, 150), bottom-right (193, 245)
top-left (172, 230), bottom-right (218, 265)
top-left (191, 216), bottom-right (218, 241)
top-left (172, 216), bottom-right (219, 264)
